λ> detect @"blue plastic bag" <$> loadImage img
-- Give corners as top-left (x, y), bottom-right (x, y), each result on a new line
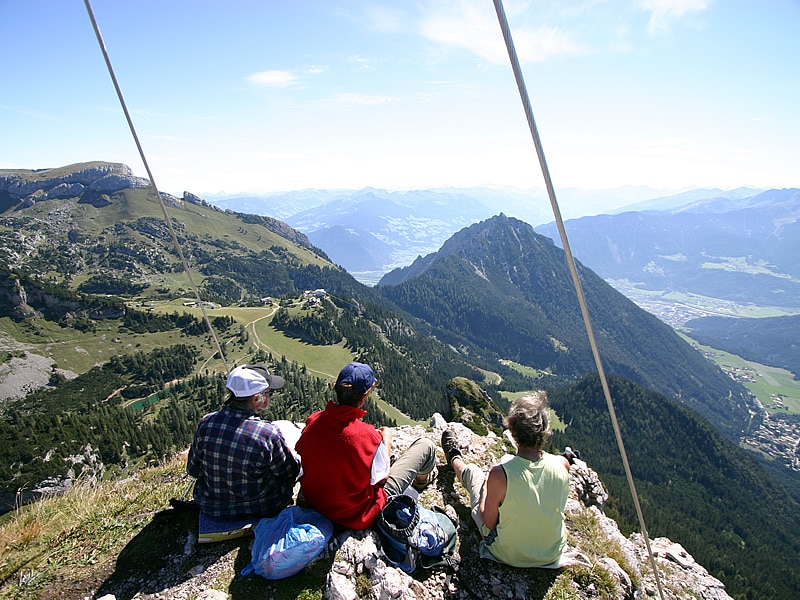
top-left (241, 505), bottom-right (333, 580)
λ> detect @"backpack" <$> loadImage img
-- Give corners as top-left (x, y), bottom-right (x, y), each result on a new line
top-left (375, 494), bottom-right (458, 573)
top-left (241, 505), bottom-right (333, 580)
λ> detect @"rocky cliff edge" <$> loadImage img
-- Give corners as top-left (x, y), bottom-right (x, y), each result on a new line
top-left (87, 417), bottom-right (731, 600)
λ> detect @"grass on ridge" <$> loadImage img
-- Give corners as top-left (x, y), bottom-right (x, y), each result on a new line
top-left (0, 456), bottom-right (190, 599)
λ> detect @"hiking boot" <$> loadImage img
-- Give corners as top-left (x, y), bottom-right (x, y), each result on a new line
top-left (441, 430), bottom-right (463, 467)
top-left (412, 466), bottom-right (438, 492)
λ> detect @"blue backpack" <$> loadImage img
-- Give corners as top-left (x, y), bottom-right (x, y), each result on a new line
top-left (375, 494), bottom-right (458, 573)
top-left (241, 505), bottom-right (333, 580)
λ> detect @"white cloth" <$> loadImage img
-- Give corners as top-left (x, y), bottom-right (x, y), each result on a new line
top-left (370, 441), bottom-right (391, 485)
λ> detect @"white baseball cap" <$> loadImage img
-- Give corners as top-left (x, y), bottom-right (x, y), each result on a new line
top-left (226, 365), bottom-right (285, 398)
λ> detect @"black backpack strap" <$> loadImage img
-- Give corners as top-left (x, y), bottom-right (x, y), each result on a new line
top-left (420, 553), bottom-right (460, 570)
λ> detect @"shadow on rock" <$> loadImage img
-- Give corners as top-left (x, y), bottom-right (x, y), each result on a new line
top-left (95, 507), bottom-right (246, 600)
top-left (226, 541), bottom-right (336, 600)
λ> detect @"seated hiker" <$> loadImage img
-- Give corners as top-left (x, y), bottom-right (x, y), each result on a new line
top-left (187, 364), bottom-right (301, 521)
top-left (295, 361), bottom-right (437, 530)
top-left (441, 391), bottom-right (571, 567)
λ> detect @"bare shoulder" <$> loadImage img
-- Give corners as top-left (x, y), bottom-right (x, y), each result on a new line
top-left (488, 463), bottom-right (507, 483)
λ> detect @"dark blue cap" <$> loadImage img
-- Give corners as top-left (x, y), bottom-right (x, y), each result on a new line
top-left (336, 362), bottom-right (377, 394)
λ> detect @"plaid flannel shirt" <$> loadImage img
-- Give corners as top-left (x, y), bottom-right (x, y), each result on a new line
top-left (187, 405), bottom-right (301, 520)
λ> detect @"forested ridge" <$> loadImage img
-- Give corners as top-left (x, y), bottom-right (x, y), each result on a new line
top-left (549, 374), bottom-right (800, 599)
top-left (378, 214), bottom-right (756, 439)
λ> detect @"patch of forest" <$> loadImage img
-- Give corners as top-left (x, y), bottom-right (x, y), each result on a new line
top-left (549, 373), bottom-right (800, 600)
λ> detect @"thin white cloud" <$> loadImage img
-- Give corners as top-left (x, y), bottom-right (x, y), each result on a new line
top-left (640, 0), bottom-right (710, 34)
top-left (348, 55), bottom-right (377, 71)
top-left (0, 103), bottom-right (56, 120)
top-left (420, 1), bottom-right (587, 63)
top-left (132, 108), bottom-right (168, 118)
top-left (246, 70), bottom-right (299, 88)
top-left (362, 4), bottom-right (408, 34)
top-left (333, 93), bottom-right (398, 105)
top-left (513, 25), bottom-right (588, 62)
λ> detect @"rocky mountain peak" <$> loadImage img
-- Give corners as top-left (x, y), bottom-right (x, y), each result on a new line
top-left (0, 161), bottom-right (149, 210)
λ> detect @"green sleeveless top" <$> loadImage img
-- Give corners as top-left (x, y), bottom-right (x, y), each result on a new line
top-left (481, 452), bottom-right (569, 567)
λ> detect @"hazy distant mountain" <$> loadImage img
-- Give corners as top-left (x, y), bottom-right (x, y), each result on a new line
top-left (285, 188), bottom-right (498, 280)
top-left (608, 186), bottom-right (764, 213)
top-left (306, 224), bottom-right (395, 272)
top-left (534, 188), bottom-right (800, 308)
top-left (202, 189), bottom-right (344, 220)
top-left (207, 185), bottom-right (679, 283)
top-left (377, 214), bottom-right (755, 439)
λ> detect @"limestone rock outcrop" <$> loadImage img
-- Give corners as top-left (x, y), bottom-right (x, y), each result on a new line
top-left (0, 162), bottom-right (149, 207)
top-left (317, 417), bottom-right (733, 600)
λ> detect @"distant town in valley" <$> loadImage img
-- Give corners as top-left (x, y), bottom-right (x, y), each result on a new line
top-left (617, 289), bottom-right (800, 473)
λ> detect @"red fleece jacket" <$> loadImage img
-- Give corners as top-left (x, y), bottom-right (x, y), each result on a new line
top-left (296, 401), bottom-right (387, 529)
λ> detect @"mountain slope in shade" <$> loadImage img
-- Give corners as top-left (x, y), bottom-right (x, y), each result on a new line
top-left (377, 214), bottom-right (755, 439)
top-left (285, 188), bottom-right (498, 275)
top-left (307, 224), bottom-right (395, 273)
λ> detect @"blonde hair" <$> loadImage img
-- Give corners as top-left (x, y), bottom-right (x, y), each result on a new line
top-left (504, 391), bottom-right (552, 450)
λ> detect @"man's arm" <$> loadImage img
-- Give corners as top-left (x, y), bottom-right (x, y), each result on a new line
top-left (186, 427), bottom-right (203, 478)
top-left (186, 444), bottom-right (200, 478)
top-left (379, 426), bottom-right (392, 455)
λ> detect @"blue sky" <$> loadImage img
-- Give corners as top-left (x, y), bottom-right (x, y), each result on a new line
top-left (2, 0), bottom-right (798, 199)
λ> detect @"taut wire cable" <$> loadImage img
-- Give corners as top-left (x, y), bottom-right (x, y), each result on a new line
top-left (491, 1), bottom-right (666, 597)
top-left (83, 0), bottom-right (229, 373)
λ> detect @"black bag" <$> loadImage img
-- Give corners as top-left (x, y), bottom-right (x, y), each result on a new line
top-left (375, 494), bottom-right (458, 573)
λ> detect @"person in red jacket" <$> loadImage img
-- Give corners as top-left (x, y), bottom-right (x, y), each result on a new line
top-left (295, 361), bottom-right (437, 530)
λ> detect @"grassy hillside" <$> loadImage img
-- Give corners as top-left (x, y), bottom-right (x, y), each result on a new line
top-left (680, 333), bottom-right (800, 414)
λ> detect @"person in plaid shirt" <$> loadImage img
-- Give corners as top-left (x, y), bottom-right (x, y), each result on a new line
top-left (187, 364), bottom-right (301, 520)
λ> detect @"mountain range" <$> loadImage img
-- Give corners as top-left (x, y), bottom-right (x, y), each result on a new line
top-left (534, 188), bottom-right (800, 311)
top-left (1, 162), bottom-right (798, 597)
top-left (205, 185), bottom-right (770, 287)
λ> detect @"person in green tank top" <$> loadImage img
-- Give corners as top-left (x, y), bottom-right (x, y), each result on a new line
top-left (441, 392), bottom-right (572, 567)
